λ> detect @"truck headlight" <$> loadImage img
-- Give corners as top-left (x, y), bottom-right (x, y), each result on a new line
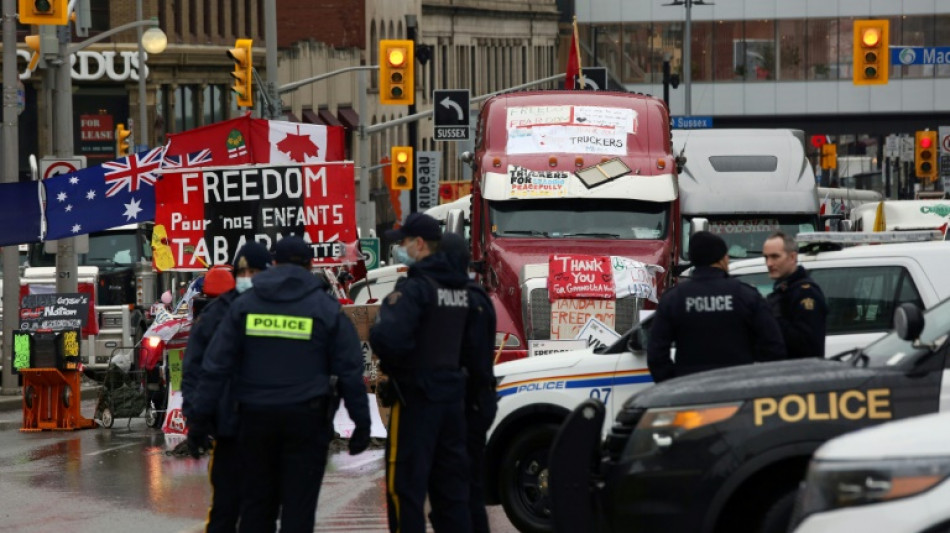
top-left (624, 403), bottom-right (741, 458)
top-left (794, 456), bottom-right (950, 522)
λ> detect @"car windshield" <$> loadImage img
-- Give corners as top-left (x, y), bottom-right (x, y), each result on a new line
top-left (490, 198), bottom-right (668, 240)
top-left (862, 297), bottom-right (950, 367)
top-left (683, 215), bottom-right (817, 259)
top-left (29, 231), bottom-right (149, 270)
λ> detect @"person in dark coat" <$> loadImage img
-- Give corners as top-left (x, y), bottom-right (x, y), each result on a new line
top-left (648, 231), bottom-right (787, 382)
top-left (370, 213), bottom-right (472, 533)
top-left (763, 231), bottom-right (828, 358)
top-left (182, 242), bottom-right (271, 533)
top-left (441, 232), bottom-right (497, 533)
top-left (189, 236), bottom-right (371, 533)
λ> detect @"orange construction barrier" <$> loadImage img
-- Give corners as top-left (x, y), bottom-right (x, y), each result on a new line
top-left (20, 368), bottom-right (96, 432)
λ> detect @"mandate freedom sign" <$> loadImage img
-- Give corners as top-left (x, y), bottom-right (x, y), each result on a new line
top-left (20, 293), bottom-right (91, 332)
top-left (155, 162), bottom-right (356, 269)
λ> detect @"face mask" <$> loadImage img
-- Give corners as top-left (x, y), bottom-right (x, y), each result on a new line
top-left (235, 277), bottom-right (254, 293)
top-left (393, 245), bottom-right (415, 266)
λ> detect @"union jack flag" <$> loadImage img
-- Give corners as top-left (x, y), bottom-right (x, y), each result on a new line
top-left (161, 148), bottom-right (213, 169)
top-left (102, 147), bottom-right (164, 197)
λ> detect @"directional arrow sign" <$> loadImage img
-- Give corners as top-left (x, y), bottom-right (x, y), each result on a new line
top-left (433, 89), bottom-right (471, 141)
top-left (575, 67), bottom-right (608, 91)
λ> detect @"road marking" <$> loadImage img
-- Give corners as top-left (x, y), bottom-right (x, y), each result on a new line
top-left (86, 442), bottom-right (139, 456)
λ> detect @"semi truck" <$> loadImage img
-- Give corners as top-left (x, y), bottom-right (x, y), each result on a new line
top-left (460, 91), bottom-right (681, 362)
top-left (672, 128), bottom-right (819, 267)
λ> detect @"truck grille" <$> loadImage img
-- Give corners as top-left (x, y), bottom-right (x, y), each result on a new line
top-left (524, 288), bottom-right (639, 341)
top-left (604, 407), bottom-right (645, 462)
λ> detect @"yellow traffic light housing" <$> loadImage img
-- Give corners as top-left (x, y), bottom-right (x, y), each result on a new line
top-left (227, 39), bottom-right (254, 108)
top-left (116, 123), bottom-right (133, 158)
top-left (820, 143), bottom-right (837, 170)
top-left (391, 146), bottom-right (414, 190)
top-left (18, 0), bottom-right (68, 25)
top-left (379, 40), bottom-right (414, 105)
top-left (25, 34), bottom-right (41, 71)
top-left (915, 130), bottom-right (938, 181)
top-left (853, 19), bottom-right (889, 85)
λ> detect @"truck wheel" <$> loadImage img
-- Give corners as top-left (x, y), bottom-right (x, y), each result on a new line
top-left (100, 407), bottom-right (114, 429)
top-left (758, 489), bottom-right (798, 533)
top-left (499, 423), bottom-right (558, 533)
top-left (145, 405), bottom-right (161, 428)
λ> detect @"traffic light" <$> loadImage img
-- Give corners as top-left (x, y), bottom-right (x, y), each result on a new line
top-left (18, 0), bottom-right (68, 25)
top-left (379, 40), bottom-right (414, 105)
top-left (391, 146), bottom-right (413, 190)
top-left (226, 39), bottom-right (253, 108)
top-left (915, 130), bottom-right (938, 181)
top-left (116, 123), bottom-right (132, 158)
top-left (853, 19), bottom-right (889, 85)
top-left (820, 143), bottom-right (837, 170)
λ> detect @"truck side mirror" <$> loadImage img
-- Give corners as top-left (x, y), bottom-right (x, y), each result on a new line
top-left (446, 209), bottom-right (465, 235)
top-left (690, 217), bottom-right (709, 234)
top-left (894, 303), bottom-right (925, 341)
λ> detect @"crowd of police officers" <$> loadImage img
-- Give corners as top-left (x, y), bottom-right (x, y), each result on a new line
top-left (178, 213), bottom-right (826, 532)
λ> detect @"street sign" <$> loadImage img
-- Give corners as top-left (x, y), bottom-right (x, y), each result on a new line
top-left (884, 134), bottom-right (899, 159)
top-left (940, 126), bottom-right (950, 153)
top-left (358, 237), bottom-right (380, 270)
top-left (433, 89), bottom-right (470, 141)
top-left (672, 116), bottom-right (714, 129)
top-left (900, 135), bottom-right (915, 162)
top-left (39, 156), bottom-right (87, 179)
top-left (891, 46), bottom-right (950, 66)
top-left (574, 67), bottom-right (608, 91)
top-left (415, 151), bottom-right (441, 213)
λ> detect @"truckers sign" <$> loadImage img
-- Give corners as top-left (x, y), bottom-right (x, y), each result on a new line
top-left (433, 89), bottom-right (470, 141)
top-left (40, 156), bottom-right (87, 179)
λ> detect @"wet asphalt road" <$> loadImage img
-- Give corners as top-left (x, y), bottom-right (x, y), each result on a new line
top-left (0, 399), bottom-right (518, 533)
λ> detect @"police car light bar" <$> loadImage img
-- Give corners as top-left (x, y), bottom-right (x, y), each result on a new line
top-left (796, 230), bottom-right (945, 245)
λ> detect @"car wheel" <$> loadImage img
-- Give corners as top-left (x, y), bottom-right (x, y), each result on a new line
top-left (145, 405), bottom-right (161, 428)
top-left (100, 407), bottom-right (114, 429)
top-left (499, 423), bottom-right (558, 533)
top-left (758, 489), bottom-right (797, 533)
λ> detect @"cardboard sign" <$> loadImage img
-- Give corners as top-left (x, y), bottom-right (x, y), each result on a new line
top-left (611, 256), bottom-right (663, 303)
top-left (19, 293), bottom-right (91, 332)
top-left (155, 162), bottom-right (357, 270)
top-left (575, 318), bottom-right (621, 351)
top-left (549, 254), bottom-right (614, 300)
top-left (528, 339), bottom-right (587, 357)
top-left (505, 105), bottom-right (637, 156)
top-left (342, 304), bottom-right (381, 383)
top-left (507, 165), bottom-right (569, 198)
top-left (550, 298), bottom-right (616, 340)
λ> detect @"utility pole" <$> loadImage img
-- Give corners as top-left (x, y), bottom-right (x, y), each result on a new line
top-left (2, 0), bottom-right (21, 392)
top-left (136, 0), bottom-right (147, 148)
top-left (53, 21), bottom-right (78, 295)
top-left (663, 0), bottom-right (711, 116)
top-left (405, 14), bottom-right (418, 214)
top-left (263, 0), bottom-right (281, 119)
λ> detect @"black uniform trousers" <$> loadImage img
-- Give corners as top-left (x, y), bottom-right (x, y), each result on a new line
top-left (466, 404), bottom-right (495, 533)
top-left (386, 392), bottom-right (471, 533)
top-left (206, 436), bottom-right (241, 533)
top-left (238, 403), bottom-right (332, 533)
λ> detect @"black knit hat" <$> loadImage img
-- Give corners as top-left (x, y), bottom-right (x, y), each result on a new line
top-left (233, 241), bottom-right (272, 272)
top-left (273, 236), bottom-right (314, 267)
top-left (688, 231), bottom-right (728, 266)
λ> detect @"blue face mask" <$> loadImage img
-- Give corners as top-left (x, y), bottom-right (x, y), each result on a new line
top-left (393, 245), bottom-right (415, 266)
top-left (235, 277), bottom-right (254, 293)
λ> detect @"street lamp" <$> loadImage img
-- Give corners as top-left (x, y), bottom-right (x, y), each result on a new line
top-left (663, 0), bottom-right (713, 116)
top-left (137, 0), bottom-right (167, 149)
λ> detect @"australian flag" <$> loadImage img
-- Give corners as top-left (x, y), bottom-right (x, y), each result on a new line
top-left (44, 147), bottom-right (164, 240)
top-left (160, 148), bottom-right (213, 170)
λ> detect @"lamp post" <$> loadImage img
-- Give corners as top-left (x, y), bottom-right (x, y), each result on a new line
top-left (663, 0), bottom-right (712, 116)
top-left (136, 0), bottom-right (168, 148)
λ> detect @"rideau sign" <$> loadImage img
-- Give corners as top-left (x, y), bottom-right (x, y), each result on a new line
top-left (16, 50), bottom-right (150, 81)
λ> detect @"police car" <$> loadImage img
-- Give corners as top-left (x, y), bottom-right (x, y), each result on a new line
top-left (790, 410), bottom-right (950, 533)
top-left (550, 296), bottom-right (950, 533)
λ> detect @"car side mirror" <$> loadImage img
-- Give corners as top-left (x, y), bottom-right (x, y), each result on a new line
top-left (894, 303), bottom-right (925, 341)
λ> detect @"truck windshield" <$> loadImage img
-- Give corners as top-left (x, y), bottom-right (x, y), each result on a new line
top-left (490, 198), bottom-right (668, 240)
top-left (683, 215), bottom-right (817, 259)
top-left (29, 231), bottom-right (150, 270)
top-left (862, 296), bottom-right (950, 367)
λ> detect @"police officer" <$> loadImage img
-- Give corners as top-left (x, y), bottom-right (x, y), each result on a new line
top-left (763, 231), bottom-right (828, 358)
top-left (648, 231), bottom-right (786, 382)
top-left (182, 242), bottom-right (270, 533)
top-left (441, 232), bottom-right (497, 533)
top-left (190, 236), bottom-right (371, 533)
top-left (370, 213), bottom-right (472, 533)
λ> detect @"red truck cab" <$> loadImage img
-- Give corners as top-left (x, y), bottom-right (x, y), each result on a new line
top-left (469, 91), bottom-right (680, 362)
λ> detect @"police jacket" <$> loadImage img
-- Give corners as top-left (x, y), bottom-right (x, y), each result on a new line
top-left (647, 266), bottom-right (787, 383)
top-left (182, 290), bottom-right (239, 437)
top-left (768, 265), bottom-right (828, 359)
top-left (462, 282), bottom-right (498, 422)
top-left (195, 265), bottom-right (370, 430)
top-left (370, 252), bottom-right (471, 401)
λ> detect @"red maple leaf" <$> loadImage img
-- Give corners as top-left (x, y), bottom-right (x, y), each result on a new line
top-left (276, 126), bottom-right (320, 162)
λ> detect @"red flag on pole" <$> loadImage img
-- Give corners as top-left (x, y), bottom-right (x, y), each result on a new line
top-left (565, 17), bottom-right (585, 89)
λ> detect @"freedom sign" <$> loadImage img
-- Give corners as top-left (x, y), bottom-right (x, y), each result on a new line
top-left (155, 162), bottom-right (356, 270)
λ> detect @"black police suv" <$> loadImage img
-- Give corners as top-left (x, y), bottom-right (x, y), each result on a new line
top-left (549, 298), bottom-right (950, 533)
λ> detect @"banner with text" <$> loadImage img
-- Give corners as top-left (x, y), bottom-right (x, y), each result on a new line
top-left (549, 254), bottom-right (664, 303)
top-left (155, 162), bottom-right (356, 270)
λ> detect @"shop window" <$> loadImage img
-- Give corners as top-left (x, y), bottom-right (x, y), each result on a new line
top-left (777, 19), bottom-right (806, 81)
top-left (621, 23), bottom-right (652, 83)
top-left (689, 21), bottom-right (714, 82)
top-left (712, 20), bottom-right (743, 81)
top-left (805, 19), bottom-right (836, 80)
top-left (741, 20), bottom-right (775, 81)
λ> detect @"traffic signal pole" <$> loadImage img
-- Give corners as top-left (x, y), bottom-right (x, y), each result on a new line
top-left (2, 0), bottom-right (21, 392)
top-left (53, 21), bottom-right (78, 295)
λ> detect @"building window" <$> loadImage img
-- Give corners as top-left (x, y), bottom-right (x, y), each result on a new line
top-left (777, 19), bottom-right (806, 81)
top-left (202, 85), bottom-right (229, 125)
top-left (805, 19), bottom-right (836, 80)
top-left (742, 20), bottom-right (775, 81)
top-left (174, 85), bottom-right (198, 133)
top-left (89, 0), bottom-right (109, 31)
top-left (898, 15), bottom-right (934, 79)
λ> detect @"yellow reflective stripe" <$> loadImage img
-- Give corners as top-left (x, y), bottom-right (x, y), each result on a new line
top-left (387, 402), bottom-right (401, 531)
top-left (245, 313), bottom-right (313, 340)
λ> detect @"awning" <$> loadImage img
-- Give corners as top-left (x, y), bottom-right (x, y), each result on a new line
top-left (319, 108), bottom-right (343, 127)
top-left (282, 111), bottom-right (300, 123)
top-left (337, 107), bottom-right (359, 130)
top-left (302, 109), bottom-right (321, 124)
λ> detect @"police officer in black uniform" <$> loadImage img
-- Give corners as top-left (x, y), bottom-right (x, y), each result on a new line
top-left (441, 232), bottom-right (497, 533)
top-left (370, 213), bottom-right (472, 533)
top-left (182, 242), bottom-right (271, 533)
top-left (763, 231), bottom-right (828, 358)
top-left (190, 236), bottom-right (371, 533)
top-left (648, 231), bottom-right (786, 382)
